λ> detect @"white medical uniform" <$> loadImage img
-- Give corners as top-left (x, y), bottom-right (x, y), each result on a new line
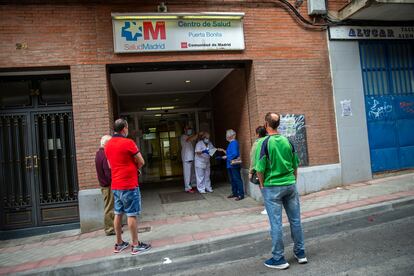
top-left (181, 134), bottom-right (196, 191)
top-left (194, 140), bottom-right (214, 193)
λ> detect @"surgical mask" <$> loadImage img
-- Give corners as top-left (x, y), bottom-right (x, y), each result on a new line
top-left (186, 129), bottom-right (193, 135)
top-left (203, 138), bottom-right (209, 144)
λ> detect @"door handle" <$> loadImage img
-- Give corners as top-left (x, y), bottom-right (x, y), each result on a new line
top-left (25, 156), bottom-right (33, 169)
top-left (33, 155), bottom-right (39, 169)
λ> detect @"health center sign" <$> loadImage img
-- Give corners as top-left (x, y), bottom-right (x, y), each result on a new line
top-left (112, 13), bottom-right (245, 53)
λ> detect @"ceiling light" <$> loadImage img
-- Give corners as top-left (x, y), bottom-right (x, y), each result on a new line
top-left (146, 107), bottom-right (162, 111)
top-left (154, 114), bottom-right (162, 117)
top-left (146, 106), bottom-right (175, 111)
top-left (185, 80), bottom-right (191, 83)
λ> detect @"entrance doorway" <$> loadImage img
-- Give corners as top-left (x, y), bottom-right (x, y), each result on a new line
top-left (0, 72), bottom-right (79, 230)
top-left (108, 61), bottom-right (255, 220)
top-left (109, 61), bottom-right (244, 187)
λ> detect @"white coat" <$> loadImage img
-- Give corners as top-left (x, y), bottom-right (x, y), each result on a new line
top-left (180, 134), bottom-right (196, 190)
top-left (194, 140), bottom-right (214, 193)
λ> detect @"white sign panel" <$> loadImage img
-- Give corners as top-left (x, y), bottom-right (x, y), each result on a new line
top-left (329, 26), bottom-right (414, 40)
top-left (112, 18), bottom-right (245, 53)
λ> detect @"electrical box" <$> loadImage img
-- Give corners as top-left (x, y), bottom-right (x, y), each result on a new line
top-left (308, 0), bottom-right (327, 15)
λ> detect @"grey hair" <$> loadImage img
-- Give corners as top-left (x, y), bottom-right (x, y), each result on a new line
top-left (226, 129), bottom-right (236, 138)
top-left (100, 135), bottom-right (112, 148)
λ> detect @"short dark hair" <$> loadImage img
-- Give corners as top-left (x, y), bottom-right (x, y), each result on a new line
top-left (255, 125), bottom-right (267, 138)
top-left (114, 118), bottom-right (128, 133)
top-left (265, 112), bottom-right (280, 130)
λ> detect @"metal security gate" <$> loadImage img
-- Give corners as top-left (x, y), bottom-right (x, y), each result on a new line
top-left (360, 41), bottom-right (414, 173)
top-left (0, 74), bottom-right (79, 230)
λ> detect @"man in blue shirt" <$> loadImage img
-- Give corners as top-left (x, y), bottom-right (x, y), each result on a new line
top-left (218, 129), bottom-right (244, 200)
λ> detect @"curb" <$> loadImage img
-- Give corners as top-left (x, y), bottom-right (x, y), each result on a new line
top-left (17, 196), bottom-right (414, 276)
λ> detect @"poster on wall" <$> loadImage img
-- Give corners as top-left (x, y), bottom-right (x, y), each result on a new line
top-left (278, 114), bottom-right (309, 166)
top-left (341, 100), bottom-right (353, 117)
top-left (112, 13), bottom-right (245, 53)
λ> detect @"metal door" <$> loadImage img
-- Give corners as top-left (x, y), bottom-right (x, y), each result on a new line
top-left (32, 111), bottom-right (79, 227)
top-left (0, 74), bottom-right (79, 230)
top-left (360, 41), bottom-right (414, 172)
top-left (0, 110), bottom-right (79, 229)
top-left (0, 113), bottom-right (35, 229)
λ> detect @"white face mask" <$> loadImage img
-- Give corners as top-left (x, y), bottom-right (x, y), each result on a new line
top-left (186, 129), bottom-right (193, 135)
top-left (203, 138), bottom-right (209, 144)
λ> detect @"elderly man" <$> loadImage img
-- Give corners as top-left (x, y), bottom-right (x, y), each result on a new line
top-left (105, 118), bottom-right (151, 255)
top-left (95, 135), bottom-right (115, 236)
top-left (256, 112), bottom-right (307, 269)
top-left (218, 129), bottom-right (244, 201)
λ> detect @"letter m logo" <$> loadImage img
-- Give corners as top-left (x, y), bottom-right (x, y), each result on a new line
top-left (143, 21), bottom-right (166, 40)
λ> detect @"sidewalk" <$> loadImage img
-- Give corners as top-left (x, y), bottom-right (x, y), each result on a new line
top-left (1, 173), bottom-right (413, 275)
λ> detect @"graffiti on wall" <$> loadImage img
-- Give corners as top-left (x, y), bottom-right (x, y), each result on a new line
top-left (399, 101), bottom-right (414, 114)
top-left (367, 97), bottom-right (393, 120)
top-left (278, 114), bottom-right (309, 166)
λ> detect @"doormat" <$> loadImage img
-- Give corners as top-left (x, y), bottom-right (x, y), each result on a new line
top-left (159, 191), bottom-right (205, 204)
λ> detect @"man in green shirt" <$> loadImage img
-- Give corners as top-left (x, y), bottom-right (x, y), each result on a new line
top-left (256, 112), bottom-right (307, 270)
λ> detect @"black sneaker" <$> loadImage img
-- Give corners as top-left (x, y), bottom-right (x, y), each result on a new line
top-left (131, 241), bottom-right (152, 255)
top-left (264, 257), bottom-right (290, 269)
top-left (114, 241), bottom-right (129, 253)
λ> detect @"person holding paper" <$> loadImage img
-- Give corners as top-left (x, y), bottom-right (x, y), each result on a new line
top-left (217, 129), bottom-right (244, 201)
top-left (194, 132), bottom-right (215, 193)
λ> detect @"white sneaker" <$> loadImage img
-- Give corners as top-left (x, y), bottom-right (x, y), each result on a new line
top-left (206, 189), bottom-right (213, 193)
top-left (261, 209), bottom-right (267, 215)
top-left (199, 190), bottom-right (206, 194)
top-left (294, 254), bottom-right (308, 264)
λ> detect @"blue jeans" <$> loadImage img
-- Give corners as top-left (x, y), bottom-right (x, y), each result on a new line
top-left (113, 187), bottom-right (141, 217)
top-left (262, 184), bottom-right (305, 260)
top-left (227, 168), bottom-right (244, 198)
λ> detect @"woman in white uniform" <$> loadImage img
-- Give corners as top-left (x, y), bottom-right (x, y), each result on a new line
top-left (194, 132), bottom-right (214, 193)
top-left (180, 125), bottom-right (197, 193)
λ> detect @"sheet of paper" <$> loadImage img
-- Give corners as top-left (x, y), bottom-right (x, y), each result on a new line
top-left (209, 148), bottom-right (217, 156)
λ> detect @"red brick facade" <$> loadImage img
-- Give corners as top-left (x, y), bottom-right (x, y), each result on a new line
top-left (0, 1), bottom-right (339, 190)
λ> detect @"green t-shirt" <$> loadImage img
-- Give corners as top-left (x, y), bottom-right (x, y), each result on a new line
top-left (253, 137), bottom-right (267, 171)
top-left (255, 134), bottom-right (299, 186)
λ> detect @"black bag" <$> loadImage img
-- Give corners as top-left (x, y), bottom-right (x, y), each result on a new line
top-left (250, 169), bottom-right (260, 185)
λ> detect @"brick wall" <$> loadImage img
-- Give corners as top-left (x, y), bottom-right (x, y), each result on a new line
top-left (254, 59), bottom-right (339, 165)
top-left (0, 1), bottom-right (339, 189)
top-left (70, 64), bottom-right (112, 190)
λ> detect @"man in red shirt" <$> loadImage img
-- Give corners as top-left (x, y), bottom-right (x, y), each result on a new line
top-left (105, 118), bottom-right (151, 255)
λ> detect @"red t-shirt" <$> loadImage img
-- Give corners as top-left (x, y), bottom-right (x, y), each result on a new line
top-left (104, 135), bottom-right (140, 190)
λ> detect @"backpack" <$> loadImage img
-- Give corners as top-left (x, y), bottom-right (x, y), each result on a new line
top-left (259, 135), bottom-right (296, 164)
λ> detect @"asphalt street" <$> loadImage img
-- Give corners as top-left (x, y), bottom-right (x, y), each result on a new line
top-left (154, 207), bottom-right (414, 276)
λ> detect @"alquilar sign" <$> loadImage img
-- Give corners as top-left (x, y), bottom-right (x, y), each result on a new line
top-left (112, 13), bottom-right (245, 53)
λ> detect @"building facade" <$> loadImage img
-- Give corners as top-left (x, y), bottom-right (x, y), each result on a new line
top-left (0, 0), bottom-right (412, 232)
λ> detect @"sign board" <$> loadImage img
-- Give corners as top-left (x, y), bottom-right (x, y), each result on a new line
top-left (112, 14), bottom-right (245, 53)
top-left (329, 26), bottom-right (414, 40)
